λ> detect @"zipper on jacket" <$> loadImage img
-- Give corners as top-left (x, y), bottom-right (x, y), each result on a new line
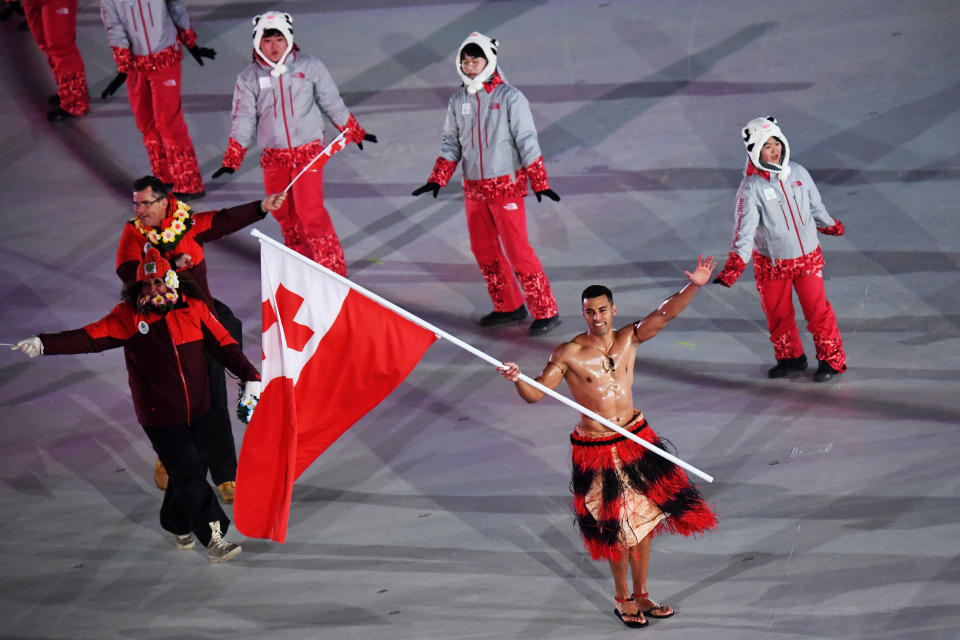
top-left (780, 181), bottom-right (805, 254)
top-left (169, 328), bottom-right (192, 425)
top-left (475, 93), bottom-right (484, 179)
top-left (278, 76), bottom-right (293, 150)
top-left (135, 0), bottom-right (153, 55)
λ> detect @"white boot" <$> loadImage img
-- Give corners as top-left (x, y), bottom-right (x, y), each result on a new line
top-left (206, 521), bottom-right (241, 563)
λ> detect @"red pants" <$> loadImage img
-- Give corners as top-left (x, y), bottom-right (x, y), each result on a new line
top-left (263, 163), bottom-right (347, 276)
top-left (464, 196), bottom-right (558, 319)
top-left (756, 271), bottom-right (846, 371)
top-left (23, 0), bottom-right (89, 116)
top-left (127, 60), bottom-right (204, 194)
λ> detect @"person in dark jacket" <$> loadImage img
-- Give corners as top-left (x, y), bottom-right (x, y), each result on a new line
top-left (11, 249), bottom-right (261, 563)
top-left (117, 175), bottom-right (284, 500)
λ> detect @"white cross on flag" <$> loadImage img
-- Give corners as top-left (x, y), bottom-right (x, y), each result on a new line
top-left (234, 237), bottom-right (437, 542)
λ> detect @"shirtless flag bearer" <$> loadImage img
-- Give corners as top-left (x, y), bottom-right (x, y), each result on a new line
top-left (499, 254), bottom-right (719, 628)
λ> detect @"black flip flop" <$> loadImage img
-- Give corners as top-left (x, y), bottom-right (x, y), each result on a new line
top-left (614, 608), bottom-right (649, 628)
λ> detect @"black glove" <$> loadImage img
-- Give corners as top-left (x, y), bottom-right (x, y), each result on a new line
top-left (211, 166), bottom-right (234, 179)
top-left (0, 1), bottom-right (24, 21)
top-left (535, 188), bottom-right (560, 203)
top-left (101, 72), bottom-right (127, 99)
top-left (411, 182), bottom-right (440, 198)
top-left (188, 45), bottom-right (216, 66)
top-left (356, 132), bottom-right (377, 151)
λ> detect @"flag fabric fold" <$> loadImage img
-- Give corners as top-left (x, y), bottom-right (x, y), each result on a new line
top-left (234, 239), bottom-right (437, 542)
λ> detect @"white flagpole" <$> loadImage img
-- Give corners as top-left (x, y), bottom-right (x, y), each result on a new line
top-left (283, 131), bottom-right (348, 193)
top-left (251, 230), bottom-right (714, 483)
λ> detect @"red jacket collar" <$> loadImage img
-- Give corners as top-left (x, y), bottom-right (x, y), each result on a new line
top-left (483, 71), bottom-right (504, 93)
top-left (746, 160), bottom-right (771, 181)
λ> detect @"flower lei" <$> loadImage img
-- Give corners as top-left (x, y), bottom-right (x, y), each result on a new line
top-left (137, 290), bottom-right (179, 314)
top-left (133, 200), bottom-right (194, 252)
top-left (237, 384), bottom-right (259, 424)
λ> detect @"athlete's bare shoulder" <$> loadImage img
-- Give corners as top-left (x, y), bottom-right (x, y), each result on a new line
top-left (551, 332), bottom-right (592, 368)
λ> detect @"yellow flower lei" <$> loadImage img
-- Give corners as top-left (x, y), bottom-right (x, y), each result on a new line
top-left (132, 200), bottom-right (194, 252)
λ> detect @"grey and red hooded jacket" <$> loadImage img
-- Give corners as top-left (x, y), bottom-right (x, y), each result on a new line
top-left (221, 50), bottom-right (366, 170)
top-left (39, 295), bottom-right (259, 427)
top-left (100, 0), bottom-right (198, 73)
top-left (716, 160), bottom-right (844, 285)
top-left (425, 71), bottom-right (550, 201)
top-left (116, 197), bottom-right (267, 312)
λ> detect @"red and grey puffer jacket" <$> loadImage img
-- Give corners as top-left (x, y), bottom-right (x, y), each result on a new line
top-left (39, 296), bottom-right (259, 427)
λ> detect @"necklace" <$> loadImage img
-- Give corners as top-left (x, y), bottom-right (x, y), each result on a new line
top-left (599, 336), bottom-right (616, 373)
top-left (132, 200), bottom-right (194, 252)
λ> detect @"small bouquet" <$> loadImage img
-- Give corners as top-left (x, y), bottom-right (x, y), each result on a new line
top-left (236, 380), bottom-right (261, 424)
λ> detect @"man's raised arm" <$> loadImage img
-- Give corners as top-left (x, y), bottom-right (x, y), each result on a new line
top-left (633, 254), bottom-right (716, 343)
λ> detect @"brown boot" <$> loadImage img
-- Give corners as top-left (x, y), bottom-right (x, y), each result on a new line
top-left (153, 459), bottom-right (169, 490)
top-left (218, 480), bottom-right (236, 504)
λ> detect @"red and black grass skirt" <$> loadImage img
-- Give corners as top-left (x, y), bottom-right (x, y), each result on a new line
top-left (570, 416), bottom-right (717, 561)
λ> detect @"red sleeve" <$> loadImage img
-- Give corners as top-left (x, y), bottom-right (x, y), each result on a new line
top-left (111, 47), bottom-right (132, 73)
top-left (222, 137), bottom-right (247, 170)
top-left (817, 220), bottom-right (844, 236)
top-left (335, 113), bottom-right (367, 146)
top-left (428, 157), bottom-right (457, 187)
top-left (176, 26), bottom-right (198, 49)
top-left (40, 304), bottom-right (135, 354)
top-left (524, 155), bottom-right (550, 192)
top-left (192, 201), bottom-right (265, 244)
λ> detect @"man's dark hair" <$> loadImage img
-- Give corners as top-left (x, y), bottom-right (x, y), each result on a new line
top-left (262, 28), bottom-right (284, 38)
top-left (460, 43), bottom-right (486, 61)
top-left (132, 175), bottom-right (168, 197)
top-left (581, 284), bottom-right (613, 304)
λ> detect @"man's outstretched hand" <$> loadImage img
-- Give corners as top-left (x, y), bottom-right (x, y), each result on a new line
top-left (684, 254), bottom-right (717, 286)
top-left (260, 192), bottom-right (287, 212)
top-left (498, 362), bottom-right (522, 382)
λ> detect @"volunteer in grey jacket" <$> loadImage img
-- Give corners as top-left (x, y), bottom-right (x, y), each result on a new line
top-left (99, 0), bottom-right (214, 198)
top-left (412, 32), bottom-right (561, 337)
top-left (213, 10), bottom-right (375, 277)
top-left (714, 116), bottom-right (846, 381)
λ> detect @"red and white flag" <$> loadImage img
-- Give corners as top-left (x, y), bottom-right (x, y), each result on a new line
top-left (234, 237), bottom-right (437, 542)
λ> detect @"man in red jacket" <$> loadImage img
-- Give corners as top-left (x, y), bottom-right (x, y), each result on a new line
top-left (117, 175), bottom-right (285, 501)
top-left (12, 249), bottom-right (260, 562)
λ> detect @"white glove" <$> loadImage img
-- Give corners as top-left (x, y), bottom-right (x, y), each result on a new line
top-left (12, 337), bottom-right (43, 358)
top-left (236, 379), bottom-right (261, 424)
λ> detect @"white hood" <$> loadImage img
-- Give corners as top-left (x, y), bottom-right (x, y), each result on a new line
top-left (456, 32), bottom-right (498, 94)
top-left (253, 10), bottom-right (294, 77)
top-left (742, 116), bottom-right (791, 181)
